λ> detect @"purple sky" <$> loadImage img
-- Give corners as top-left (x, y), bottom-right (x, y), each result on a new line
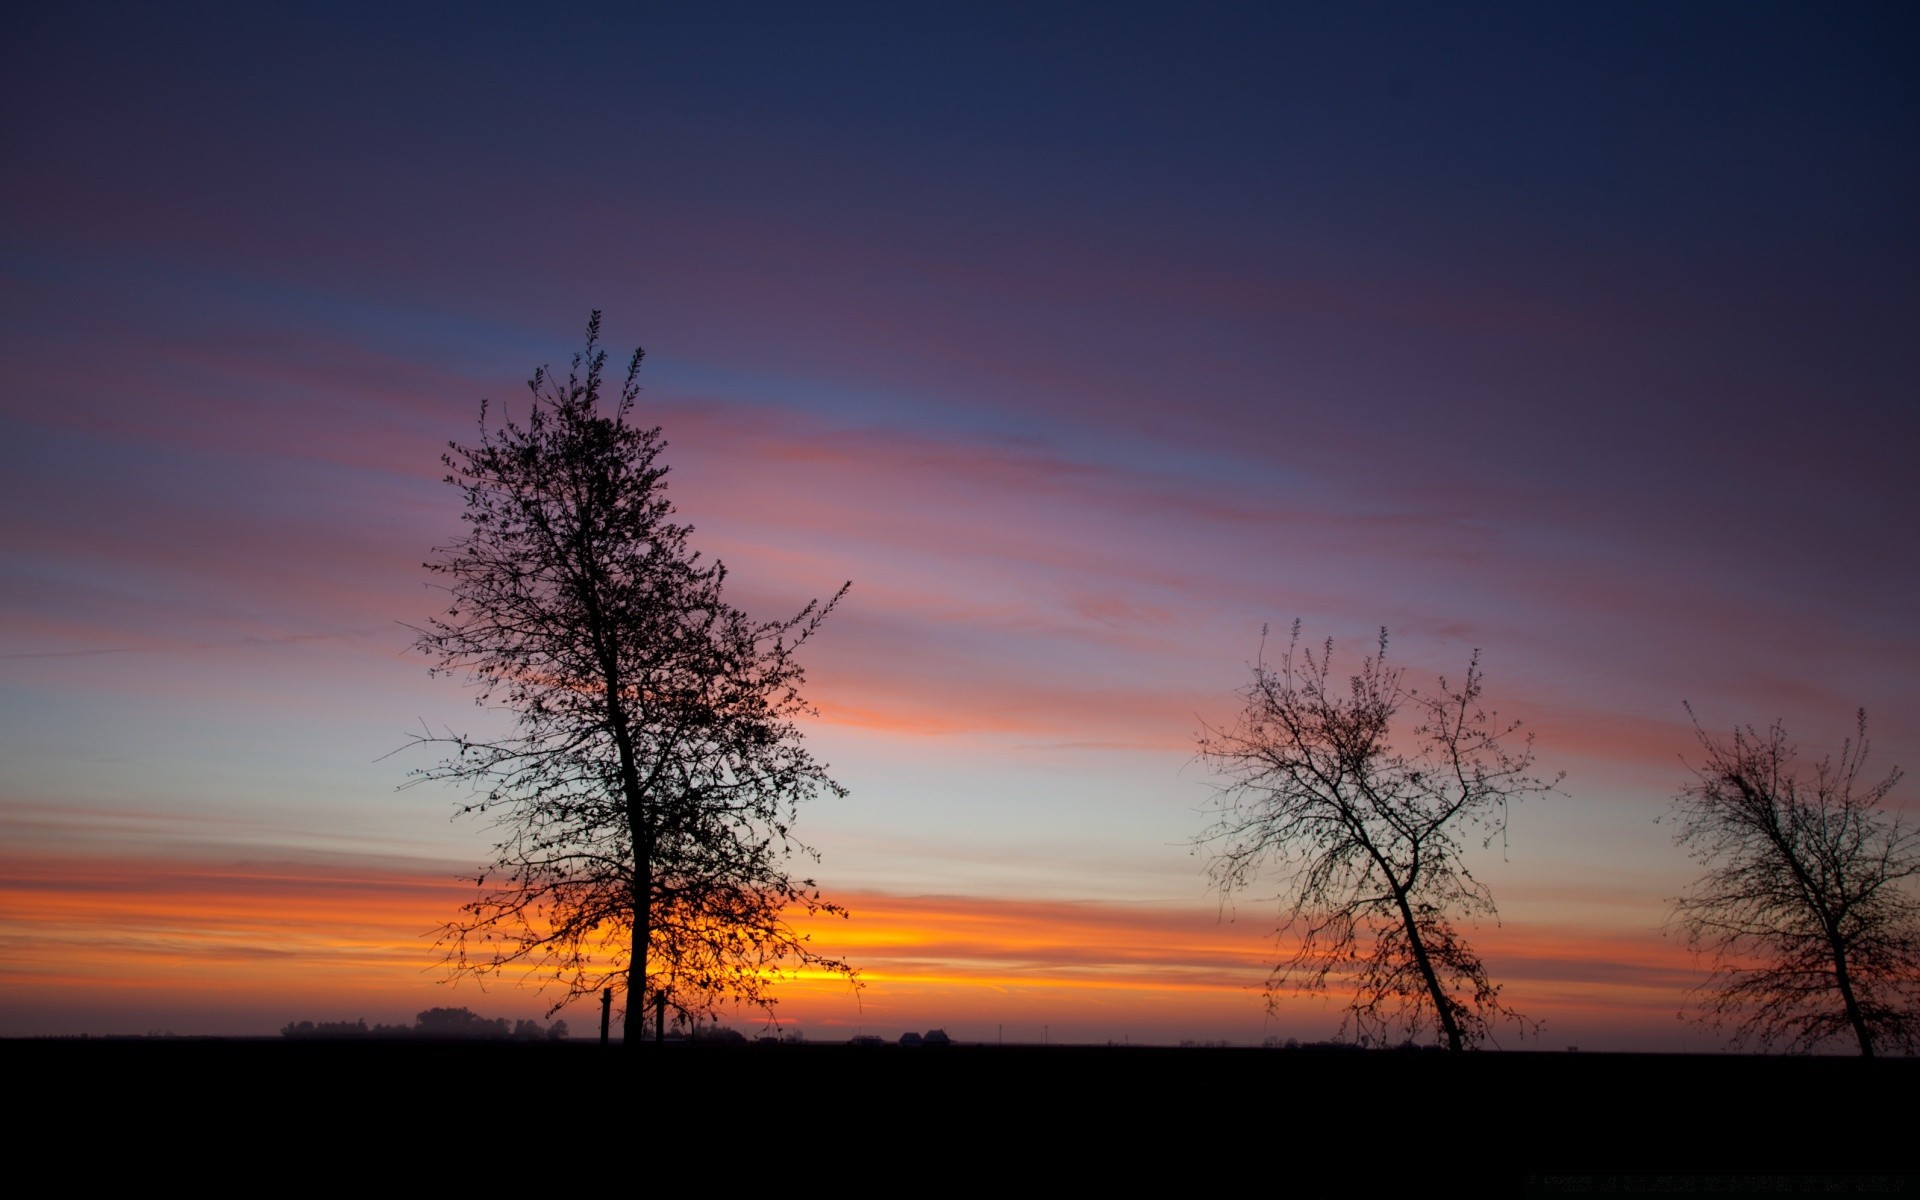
top-left (3, 3), bottom-right (1916, 1046)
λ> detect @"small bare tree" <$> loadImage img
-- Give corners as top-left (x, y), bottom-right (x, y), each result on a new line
top-left (1197, 623), bottom-right (1556, 1051)
top-left (1669, 709), bottom-right (1920, 1056)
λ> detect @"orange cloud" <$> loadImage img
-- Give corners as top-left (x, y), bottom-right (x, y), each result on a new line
top-left (0, 848), bottom-right (1703, 1047)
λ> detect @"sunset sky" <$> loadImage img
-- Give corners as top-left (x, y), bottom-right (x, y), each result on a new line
top-left (4, 3), bottom-right (1916, 1048)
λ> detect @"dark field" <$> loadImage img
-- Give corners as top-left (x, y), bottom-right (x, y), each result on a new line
top-left (13, 1039), bottom-right (1915, 1192)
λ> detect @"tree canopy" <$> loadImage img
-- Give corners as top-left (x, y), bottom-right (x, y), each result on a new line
top-left (409, 313), bottom-right (852, 1039)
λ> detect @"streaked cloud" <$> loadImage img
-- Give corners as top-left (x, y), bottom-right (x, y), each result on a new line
top-left (1, 850), bottom-right (1697, 1048)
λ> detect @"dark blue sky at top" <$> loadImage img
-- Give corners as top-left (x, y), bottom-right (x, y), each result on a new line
top-left (14, 4), bottom-right (1913, 267)
top-left (4, 3), bottom-right (1917, 574)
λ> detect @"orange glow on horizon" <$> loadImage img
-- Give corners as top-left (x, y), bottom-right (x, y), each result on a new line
top-left (0, 849), bottom-right (1698, 1045)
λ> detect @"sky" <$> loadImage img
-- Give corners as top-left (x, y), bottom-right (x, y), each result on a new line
top-left (3, 2), bottom-right (1917, 1048)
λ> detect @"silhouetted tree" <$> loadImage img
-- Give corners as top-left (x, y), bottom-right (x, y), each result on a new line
top-left (281, 1008), bottom-right (569, 1040)
top-left (1668, 710), bottom-right (1920, 1056)
top-left (1196, 623), bottom-right (1556, 1051)
top-left (408, 313), bottom-right (853, 1041)
top-left (281, 1019), bottom-right (370, 1039)
top-left (416, 1006), bottom-right (510, 1038)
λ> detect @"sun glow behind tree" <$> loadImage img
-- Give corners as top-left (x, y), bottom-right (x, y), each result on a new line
top-left (409, 315), bottom-right (853, 1039)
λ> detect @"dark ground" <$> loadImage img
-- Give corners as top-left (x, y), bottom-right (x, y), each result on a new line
top-left (11, 1039), bottom-right (1914, 1192)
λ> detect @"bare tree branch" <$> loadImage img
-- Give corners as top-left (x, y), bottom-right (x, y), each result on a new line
top-left (1668, 709), bottom-right (1920, 1056)
top-left (1196, 622), bottom-right (1558, 1050)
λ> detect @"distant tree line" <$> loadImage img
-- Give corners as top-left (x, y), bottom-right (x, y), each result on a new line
top-left (281, 1006), bottom-right (568, 1041)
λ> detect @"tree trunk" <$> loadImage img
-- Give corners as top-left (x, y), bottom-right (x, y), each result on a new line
top-left (1751, 789), bottom-right (1876, 1057)
top-left (1829, 937), bottom-right (1876, 1057)
top-left (624, 884), bottom-right (649, 1044)
top-left (1392, 889), bottom-right (1464, 1052)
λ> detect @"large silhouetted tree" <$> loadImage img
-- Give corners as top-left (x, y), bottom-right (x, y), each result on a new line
top-left (1197, 623), bottom-right (1556, 1050)
top-left (409, 313), bottom-right (852, 1041)
top-left (1669, 710), bottom-right (1920, 1056)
